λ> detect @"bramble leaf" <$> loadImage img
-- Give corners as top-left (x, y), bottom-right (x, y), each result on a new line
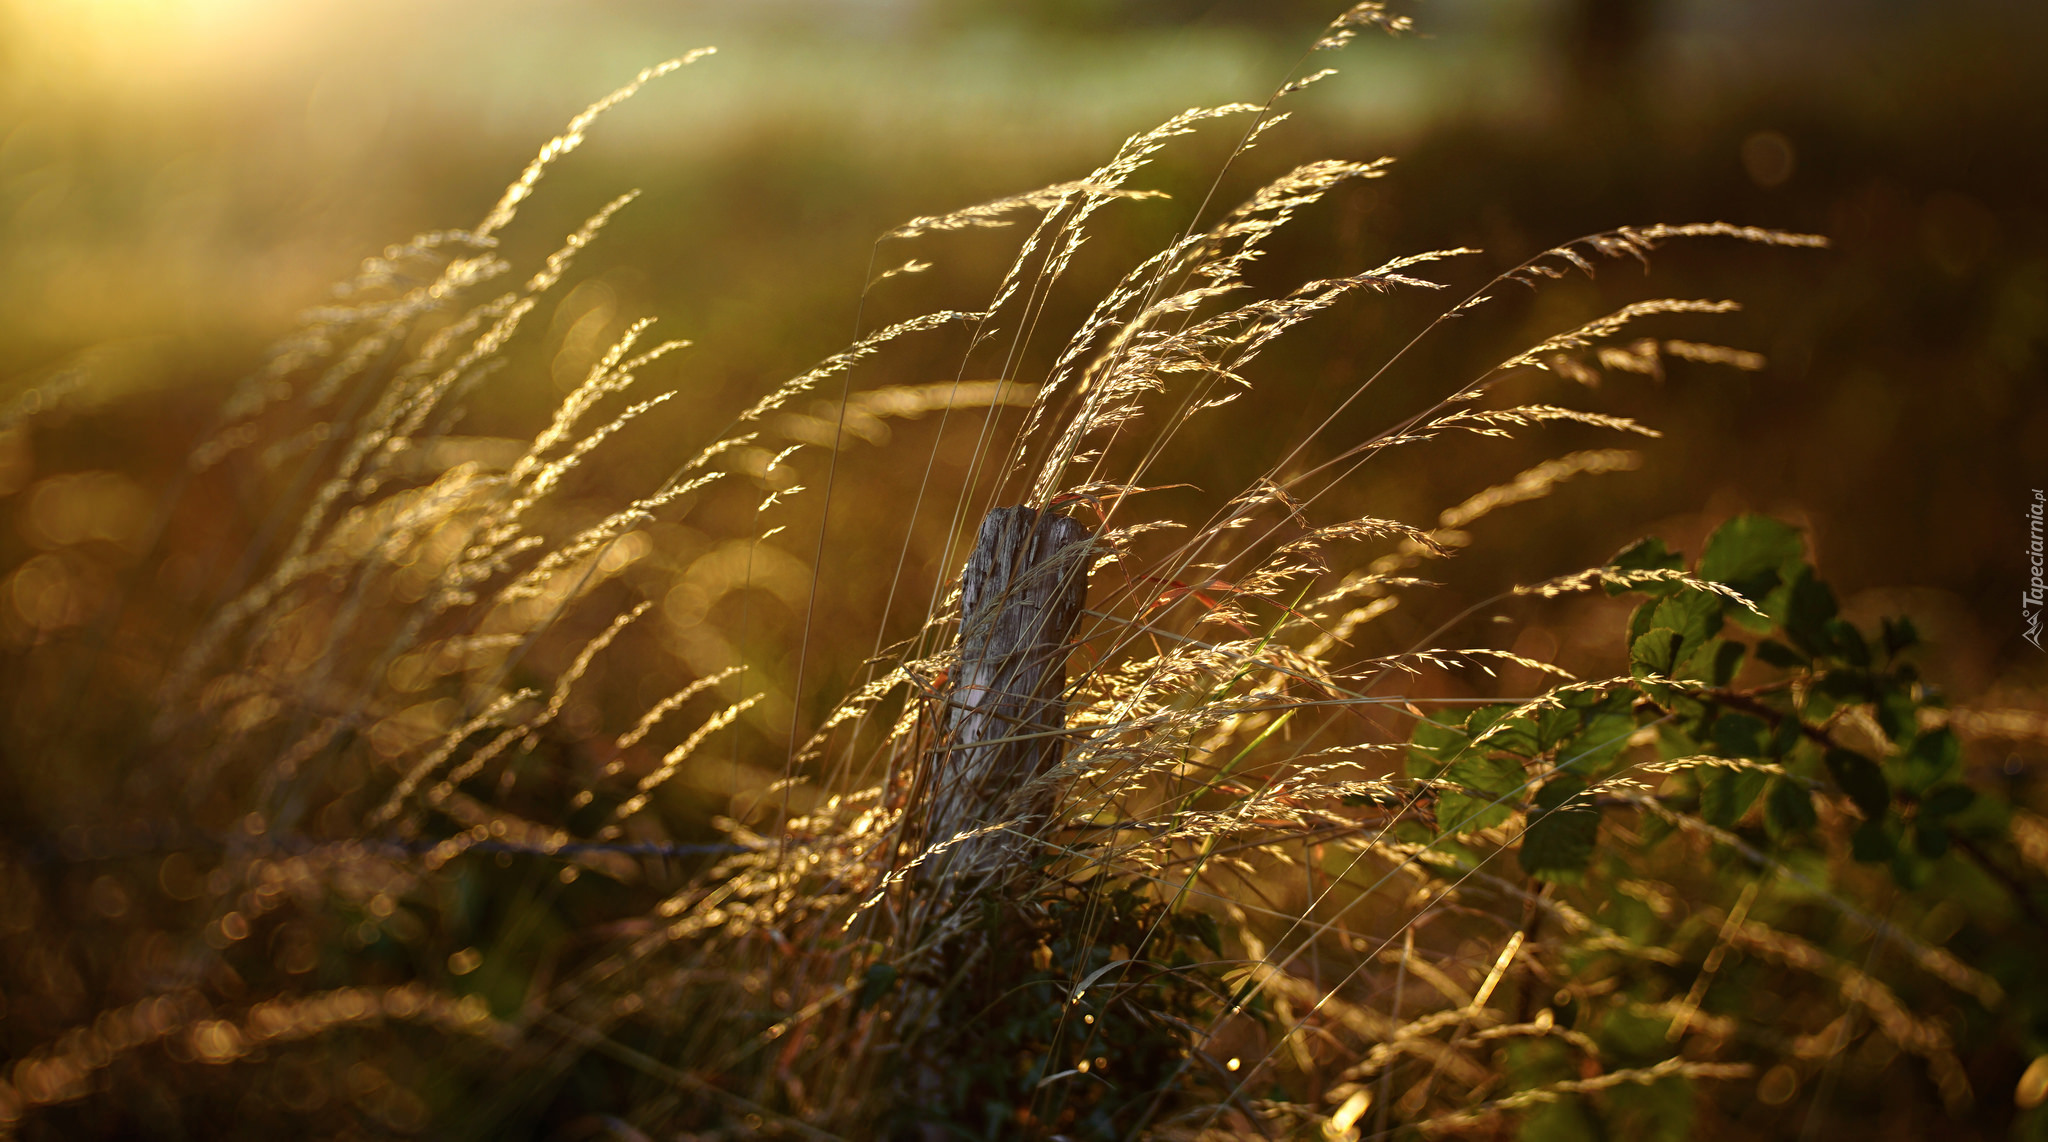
top-left (1467, 709), bottom-right (1542, 758)
top-left (1765, 777), bottom-right (1818, 836)
top-left (1433, 732), bottom-right (1528, 838)
top-left (1825, 618), bottom-right (1870, 667)
top-left (1560, 709), bottom-right (1638, 779)
top-left (1874, 685), bottom-right (1920, 742)
top-left (1918, 783), bottom-right (1976, 819)
top-left (1521, 775), bottom-right (1600, 880)
top-left (1631, 627), bottom-right (1683, 678)
top-left (1700, 768), bottom-right (1769, 828)
top-left (1447, 750), bottom-right (1527, 798)
top-left (1912, 820), bottom-right (1951, 859)
top-left (1699, 514), bottom-right (1804, 631)
top-left (855, 962), bottom-right (899, 1012)
top-left (1881, 615), bottom-right (1920, 658)
top-left (1649, 590), bottom-right (1725, 665)
top-left (1699, 637), bottom-right (1746, 686)
top-left (1407, 709), bottom-right (1471, 778)
top-left (1710, 712), bottom-right (1768, 758)
top-left (1606, 537), bottom-right (1685, 597)
top-left (1897, 728), bottom-right (1960, 794)
top-left (1824, 748), bottom-right (1889, 818)
top-left (1783, 566), bottom-right (1840, 655)
top-left (1436, 787), bottom-right (1514, 837)
top-left (1755, 639), bottom-right (1807, 668)
top-left (1851, 817), bottom-right (1896, 862)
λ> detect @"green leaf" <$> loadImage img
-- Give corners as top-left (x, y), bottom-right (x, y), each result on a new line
top-left (1638, 806), bottom-right (1681, 848)
top-left (1698, 638), bottom-right (1747, 686)
top-left (1447, 750), bottom-right (1527, 797)
top-left (1874, 685), bottom-right (1920, 742)
top-left (1605, 1075), bottom-right (1697, 1142)
top-left (1536, 704), bottom-right (1582, 750)
top-left (1520, 776), bottom-right (1600, 881)
top-left (1507, 1041), bottom-right (1595, 1140)
top-left (1182, 911), bottom-right (1224, 957)
top-left (1755, 639), bottom-right (1807, 669)
top-left (1651, 590), bottom-right (1725, 660)
top-left (1599, 1003), bottom-right (1681, 1063)
top-left (1912, 820), bottom-right (1951, 859)
top-left (1881, 616), bottom-right (1920, 659)
top-left (1436, 788), bottom-right (1513, 837)
top-left (1765, 777), bottom-right (1819, 836)
top-left (1824, 749), bottom-right (1889, 818)
top-left (1784, 566), bottom-right (1840, 656)
top-left (1517, 1096), bottom-right (1600, 1142)
top-left (1467, 704), bottom-right (1542, 757)
top-left (1560, 710), bottom-right (1639, 779)
top-left (1631, 627), bottom-right (1683, 678)
top-left (1700, 514), bottom-right (1804, 588)
top-left (1562, 687), bottom-right (1638, 716)
top-left (1851, 817), bottom-right (1896, 862)
top-left (1941, 787), bottom-right (2009, 840)
top-left (1627, 599), bottom-right (1659, 649)
top-left (1699, 515), bottom-right (1805, 630)
top-left (1898, 728), bottom-right (1960, 793)
top-left (1825, 618), bottom-right (1870, 667)
top-left (1918, 783), bottom-right (1976, 819)
top-left (1422, 834), bottom-right (1482, 874)
top-left (1436, 746), bottom-right (1527, 838)
top-left (1812, 670), bottom-right (1871, 704)
top-left (1806, 668), bottom-right (1872, 728)
top-left (1766, 712), bottom-right (1804, 758)
top-left (1890, 846), bottom-right (1930, 889)
top-left (1392, 821), bottom-right (1434, 846)
top-left (1606, 537), bottom-right (1685, 596)
top-left (1700, 768), bottom-right (1769, 828)
top-left (855, 962), bottom-right (899, 1012)
top-left (1710, 713), bottom-right (1768, 758)
top-left (1407, 710), bottom-right (1471, 778)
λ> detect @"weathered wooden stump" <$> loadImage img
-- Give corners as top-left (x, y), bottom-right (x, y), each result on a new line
top-left (921, 505), bottom-right (1091, 885)
top-left (899, 505), bottom-right (1091, 1138)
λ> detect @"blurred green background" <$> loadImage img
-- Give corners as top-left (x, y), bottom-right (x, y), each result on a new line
top-left (2, 0), bottom-right (2045, 771)
top-left (4, 0), bottom-right (2043, 691)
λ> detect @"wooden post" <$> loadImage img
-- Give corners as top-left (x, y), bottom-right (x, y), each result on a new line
top-left (922, 505), bottom-right (1091, 884)
top-left (898, 506), bottom-right (1090, 1136)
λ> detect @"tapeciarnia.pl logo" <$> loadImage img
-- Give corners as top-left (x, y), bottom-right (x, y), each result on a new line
top-left (2028, 489), bottom-right (2046, 651)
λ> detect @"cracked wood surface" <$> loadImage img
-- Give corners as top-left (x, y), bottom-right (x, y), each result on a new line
top-left (922, 505), bottom-right (1091, 882)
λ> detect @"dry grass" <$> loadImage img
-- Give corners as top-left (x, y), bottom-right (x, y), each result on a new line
top-left (1, 5), bottom-right (2038, 1140)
